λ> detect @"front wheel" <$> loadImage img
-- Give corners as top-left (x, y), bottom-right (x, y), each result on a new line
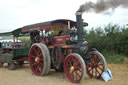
top-left (86, 51), bottom-right (107, 79)
top-left (64, 53), bottom-right (86, 83)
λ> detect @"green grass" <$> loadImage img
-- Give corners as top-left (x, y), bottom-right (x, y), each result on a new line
top-left (103, 51), bottom-right (126, 64)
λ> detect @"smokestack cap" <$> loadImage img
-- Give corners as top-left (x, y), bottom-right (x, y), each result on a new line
top-left (76, 12), bottom-right (83, 15)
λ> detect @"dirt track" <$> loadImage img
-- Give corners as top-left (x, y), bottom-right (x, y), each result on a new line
top-left (0, 64), bottom-right (128, 85)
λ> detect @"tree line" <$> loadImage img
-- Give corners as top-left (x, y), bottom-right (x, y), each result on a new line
top-left (84, 24), bottom-right (128, 56)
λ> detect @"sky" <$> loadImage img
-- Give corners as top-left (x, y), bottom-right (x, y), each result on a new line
top-left (0, 0), bottom-right (128, 33)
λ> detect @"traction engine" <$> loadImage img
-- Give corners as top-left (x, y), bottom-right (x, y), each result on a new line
top-left (28, 12), bottom-right (107, 83)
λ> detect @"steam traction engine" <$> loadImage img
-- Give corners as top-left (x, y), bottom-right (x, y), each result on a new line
top-left (27, 12), bottom-right (107, 83)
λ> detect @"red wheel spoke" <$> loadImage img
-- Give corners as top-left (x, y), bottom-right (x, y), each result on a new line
top-left (95, 68), bottom-right (100, 75)
top-left (89, 67), bottom-right (93, 72)
top-left (33, 47), bottom-right (38, 56)
top-left (39, 59), bottom-right (43, 61)
top-left (38, 64), bottom-right (43, 69)
top-left (78, 68), bottom-right (82, 72)
top-left (68, 60), bottom-right (73, 66)
top-left (73, 58), bottom-right (77, 63)
top-left (38, 67), bottom-right (42, 72)
top-left (35, 66), bottom-right (39, 72)
top-left (67, 62), bottom-right (70, 66)
top-left (75, 71), bottom-right (81, 79)
top-left (98, 64), bottom-right (103, 66)
top-left (67, 62), bottom-right (72, 67)
top-left (73, 60), bottom-right (79, 67)
top-left (32, 63), bottom-right (37, 68)
top-left (29, 53), bottom-right (36, 58)
top-left (75, 73), bottom-right (80, 80)
top-left (31, 55), bottom-right (36, 58)
top-left (86, 64), bottom-right (92, 68)
top-left (97, 59), bottom-right (101, 64)
top-left (75, 66), bottom-right (80, 70)
top-left (71, 57), bottom-right (75, 62)
top-left (97, 66), bottom-right (103, 71)
top-left (39, 62), bottom-right (43, 66)
top-left (31, 63), bottom-right (37, 66)
top-left (35, 65), bottom-right (42, 73)
top-left (71, 71), bottom-right (75, 79)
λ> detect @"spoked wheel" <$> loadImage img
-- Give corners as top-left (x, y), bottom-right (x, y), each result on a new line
top-left (29, 43), bottom-right (51, 76)
top-left (64, 53), bottom-right (86, 83)
top-left (86, 51), bottom-right (107, 79)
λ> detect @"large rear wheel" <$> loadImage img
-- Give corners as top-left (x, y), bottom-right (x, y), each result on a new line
top-left (29, 43), bottom-right (51, 76)
top-left (64, 53), bottom-right (86, 83)
top-left (86, 51), bottom-right (107, 79)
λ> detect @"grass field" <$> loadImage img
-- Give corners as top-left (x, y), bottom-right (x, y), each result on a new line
top-left (103, 53), bottom-right (126, 64)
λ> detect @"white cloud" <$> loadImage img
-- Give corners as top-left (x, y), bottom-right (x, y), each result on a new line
top-left (0, 0), bottom-right (127, 32)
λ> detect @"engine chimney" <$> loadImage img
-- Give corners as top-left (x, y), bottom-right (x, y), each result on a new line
top-left (76, 12), bottom-right (84, 42)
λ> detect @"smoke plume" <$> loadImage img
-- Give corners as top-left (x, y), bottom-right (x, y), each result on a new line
top-left (77, 0), bottom-right (128, 13)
